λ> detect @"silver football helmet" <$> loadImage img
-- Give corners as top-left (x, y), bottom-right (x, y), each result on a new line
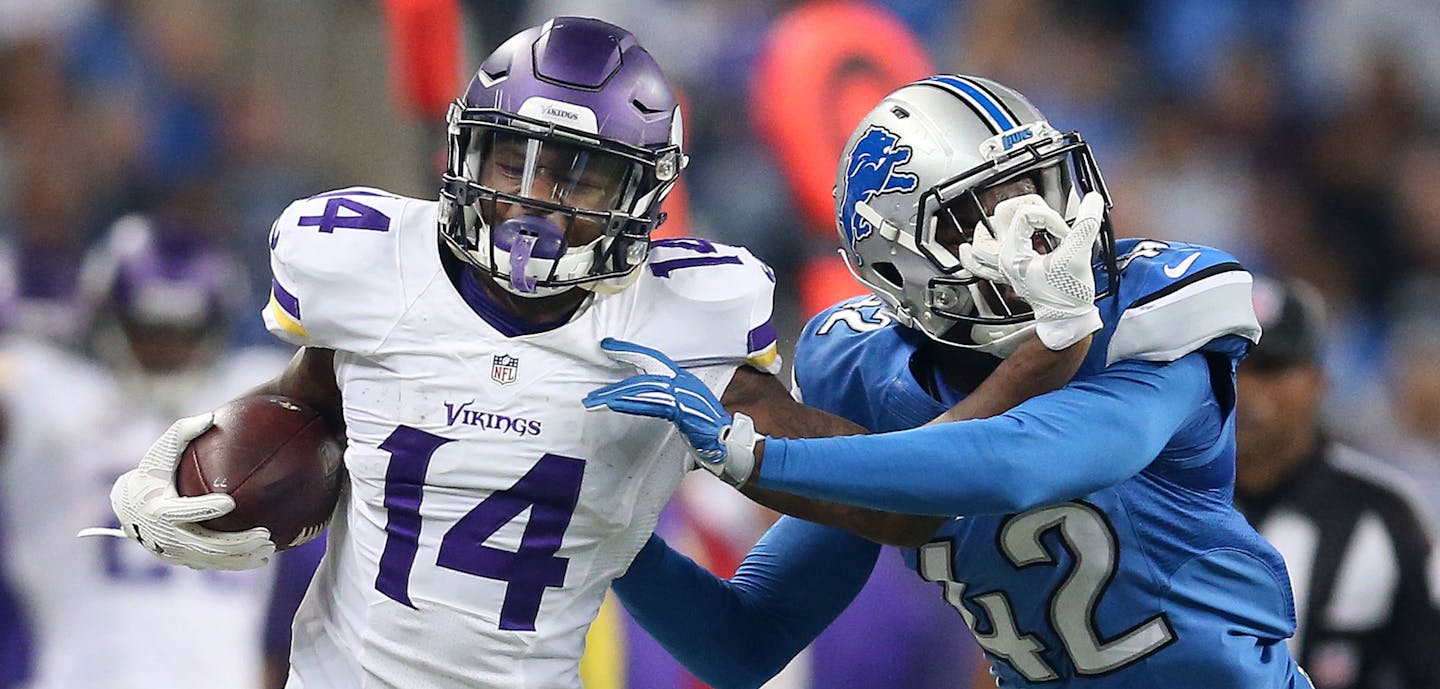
top-left (833, 75), bottom-right (1117, 355)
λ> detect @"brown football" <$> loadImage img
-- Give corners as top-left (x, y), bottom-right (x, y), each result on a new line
top-left (176, 394), bottom-right (344, 550)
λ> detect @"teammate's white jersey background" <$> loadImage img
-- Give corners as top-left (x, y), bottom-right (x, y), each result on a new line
top-left (0, 336), bottom-right (290, 689)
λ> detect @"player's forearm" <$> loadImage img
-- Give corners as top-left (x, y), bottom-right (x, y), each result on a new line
top-left (613, 538), bottom-right (783, 689)
top-left (735, 336), bottom-right (1090, 521)
top-left (928, 333), bottom-right (1091, 425)
top-left (754, 358), bottom-right (1199, 515)
top-left (614, 520), bottom-right (879, 689)
top-left (724, 373), bottom-right (869, 441)
top-left (756, 421), bottom-right (1116, 515)
top-left (733, 401), bottom-right (937, 538)
top-left (781, 333), bottom-right (1086, 540)
top-left (247, 347), bottom-right (345, 436)
top-left (739, 484), bottom-right (945, 547)
top-left (722, 367), bottom-right (942, 545)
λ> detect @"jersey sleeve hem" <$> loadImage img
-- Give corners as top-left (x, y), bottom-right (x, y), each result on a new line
top-left (263, 277), bottom-right (309, 343)
top-left (745, 319), bottom-right (781, 374)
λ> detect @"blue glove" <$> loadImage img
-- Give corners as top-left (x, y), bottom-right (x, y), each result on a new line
top-left (583, 338), bottom-right (758, 485)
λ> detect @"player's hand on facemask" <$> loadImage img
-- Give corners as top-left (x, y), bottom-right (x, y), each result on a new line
top-left (960, 192), bottom-right (1105, 350)
top-left (94, 413), bottom-right (275, 571)
top-left (583, 338), bottom-right (758, 486)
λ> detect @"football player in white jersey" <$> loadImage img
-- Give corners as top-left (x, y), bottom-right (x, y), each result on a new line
top-left (102, 17), bottom-right (1090, 689)
top-left (0, 218), bottom-right (300, 689)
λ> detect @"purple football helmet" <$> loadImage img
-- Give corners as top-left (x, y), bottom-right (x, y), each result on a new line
top-left (80, 216), bottom-right (238, 368)
top-left (439, 16), bottom-right (686, 296)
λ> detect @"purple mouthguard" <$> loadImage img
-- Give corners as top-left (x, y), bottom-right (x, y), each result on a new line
top-left (495, 215), bottom-right (567, 293)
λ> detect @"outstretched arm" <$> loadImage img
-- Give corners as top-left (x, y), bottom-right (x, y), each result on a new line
top-left (720, 366), bottom-right (938, 546)
top-left (756, 353), bottom-right (1216, 516)
top-left (719, 334), bottom-right (1089, 546)
top-left (613, 518), bottom-right (880, 689)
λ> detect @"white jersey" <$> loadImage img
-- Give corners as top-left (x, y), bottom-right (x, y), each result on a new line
top-left (262, 188), bottom-right (779, 689)
top-left (0, 335), bottom-right (291, 689)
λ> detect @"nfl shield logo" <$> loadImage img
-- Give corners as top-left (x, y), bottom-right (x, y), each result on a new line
top-left (491, 354), bottom-right (519, 385)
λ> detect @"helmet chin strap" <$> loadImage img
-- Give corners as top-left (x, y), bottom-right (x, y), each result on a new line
top-left (843, 243), bottom-right (1040, 356)
top-left (972, 321), bottom-right (1037, 357)
top-left (508, 234), bottom-right (539, 293)
top-left (588, 261), bottom-right (645, 295)
top-left (469, 212), bottom-right (649, 299)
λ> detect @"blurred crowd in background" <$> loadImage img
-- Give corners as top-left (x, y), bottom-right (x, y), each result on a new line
top-left (1, 1), bottom-right (1438, 688)
top-left (4, 0), bottom-right (1439, 482)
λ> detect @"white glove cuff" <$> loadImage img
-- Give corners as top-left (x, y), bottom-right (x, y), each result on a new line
top-left (709, 411), bottom-right (758, 487)
top-left (1035, 307), bottom-right (1103, 350)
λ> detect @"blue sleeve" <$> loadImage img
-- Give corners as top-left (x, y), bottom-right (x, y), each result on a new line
top-left (758, 354), bottom-right (1215, 516)
top-left (612, 517), bottom-right (880, 689)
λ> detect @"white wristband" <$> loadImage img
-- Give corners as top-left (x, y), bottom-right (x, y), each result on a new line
top-left (706, 412), bottom-right (758, 487)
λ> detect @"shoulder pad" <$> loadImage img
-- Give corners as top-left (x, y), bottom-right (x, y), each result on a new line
top-left (263, 188), bottom-right (436, 353)
top-left (1104, 239), bottom-right (1261, 365)
top-left (624, 238), bottom-right (781, 373)
top-left (805, 295), bottom-right (899, 340)
top-left (792, 295), bottom-right (909, 417)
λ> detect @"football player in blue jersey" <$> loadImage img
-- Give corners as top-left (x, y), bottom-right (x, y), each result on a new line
top-left (587, 75), bottom-right (1314, 688)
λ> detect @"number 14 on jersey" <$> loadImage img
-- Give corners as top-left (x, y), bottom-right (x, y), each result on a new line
top-left (373, 425), bottom-right (585, 632)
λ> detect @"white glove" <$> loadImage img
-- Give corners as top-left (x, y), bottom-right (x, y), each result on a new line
top-left (103, 412), bottom-right (275, 570)
top-left (959, 192), bottom-right (1104, 350)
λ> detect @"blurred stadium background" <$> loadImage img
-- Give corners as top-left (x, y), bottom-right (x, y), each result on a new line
top-left (1, 1), bottom-right (1437, 688)
top-left (4, 0), bottom-right (1438, 468)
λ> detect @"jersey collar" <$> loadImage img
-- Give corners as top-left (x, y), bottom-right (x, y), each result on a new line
top-left (442, 247), bottom-right (576, 337)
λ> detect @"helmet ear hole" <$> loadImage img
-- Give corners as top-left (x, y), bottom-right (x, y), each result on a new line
top-left (873, 262), bottom-right (904, 289)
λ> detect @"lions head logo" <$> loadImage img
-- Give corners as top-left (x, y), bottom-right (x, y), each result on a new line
top-left (840, 125), bottom-right (919, 248)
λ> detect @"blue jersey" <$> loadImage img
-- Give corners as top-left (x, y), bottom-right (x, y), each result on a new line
top-left (775, 239), bottom-right (1310, 688)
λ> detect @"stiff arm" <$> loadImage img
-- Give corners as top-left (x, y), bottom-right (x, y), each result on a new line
top-left (614, 334), bottom-right (1090, 688)
top-left (719, 334), bottom-right (1090, 546)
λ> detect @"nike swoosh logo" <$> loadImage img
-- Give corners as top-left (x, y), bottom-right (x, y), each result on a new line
top-left (1163, 252), bottom-right (1201, 278)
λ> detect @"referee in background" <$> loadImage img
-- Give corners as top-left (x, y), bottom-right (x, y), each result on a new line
top-left (1236, 276), bottom-right (1440, 689)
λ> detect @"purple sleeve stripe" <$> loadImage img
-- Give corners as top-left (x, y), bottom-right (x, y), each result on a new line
top-left (272, 278), bottom-right (301, 319)
top-left (648, 255), bottom-right (742, 278)
top-left (747, 320), bottom-right (777, 354)
top-left (308, 189), bottom-right (389, 199)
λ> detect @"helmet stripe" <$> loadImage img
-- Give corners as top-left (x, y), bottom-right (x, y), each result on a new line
top-left (920, 75), bottom-right (1017, 133)
top-left (953, 76), bottom-right (1023, 125)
